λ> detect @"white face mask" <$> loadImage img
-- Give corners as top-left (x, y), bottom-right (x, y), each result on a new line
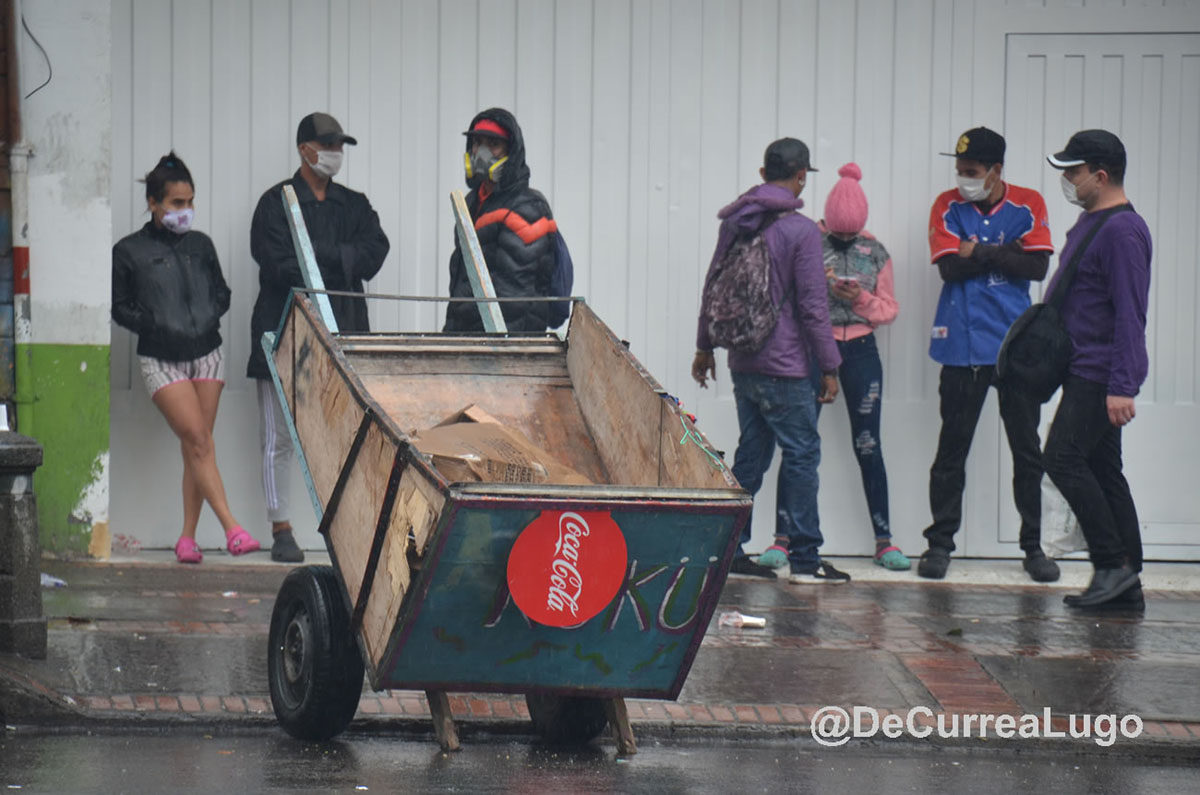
top-left (161, 208), bottom-right (194, 235)
top-left (1061, 171), bottom-right (1096, 207)
top-left (307, 147), bottom-right (343, 179)
top-left (956, 173), bottom-right (991, 203)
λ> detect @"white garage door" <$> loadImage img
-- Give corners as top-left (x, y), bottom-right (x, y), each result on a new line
top-left (992, 32), bottom-right (1200, 560)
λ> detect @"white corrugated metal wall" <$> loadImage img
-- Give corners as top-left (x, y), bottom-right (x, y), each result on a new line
top-left (109, 0), bottom-right (1200, 559)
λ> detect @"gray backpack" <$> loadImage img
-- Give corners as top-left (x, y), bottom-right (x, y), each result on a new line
top-left (700, 212), bottom-right (790, 354)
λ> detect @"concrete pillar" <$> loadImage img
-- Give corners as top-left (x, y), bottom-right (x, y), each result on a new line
top-left (0, 430), bottom-right (45, 658)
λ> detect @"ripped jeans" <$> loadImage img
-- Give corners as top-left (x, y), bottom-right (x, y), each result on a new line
top-left (730, 371), bottom-right (824, 573)
top-left (814, 333), bottom-right (890, 540)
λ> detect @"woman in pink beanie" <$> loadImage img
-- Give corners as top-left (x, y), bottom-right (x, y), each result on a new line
top-left (821, 164), bottom-right (908, 569)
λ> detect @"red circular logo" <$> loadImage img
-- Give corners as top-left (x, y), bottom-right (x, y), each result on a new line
top-left (506, 510), bottom-right (628, 627)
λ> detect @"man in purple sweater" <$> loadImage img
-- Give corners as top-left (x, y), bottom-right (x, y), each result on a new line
top-left (692, 138), bottom-right (847, 584)
top-left (1044, 130), bottom-right (1153, 610)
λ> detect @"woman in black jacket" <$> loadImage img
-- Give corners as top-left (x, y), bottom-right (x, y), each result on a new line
top-left (112, 152), bottom-right (259, 563)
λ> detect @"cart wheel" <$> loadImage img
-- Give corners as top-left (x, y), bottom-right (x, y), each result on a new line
top-left (268, 565), bottom-right (364, 741)
top-left (525, 693), bottom-right (610, 744)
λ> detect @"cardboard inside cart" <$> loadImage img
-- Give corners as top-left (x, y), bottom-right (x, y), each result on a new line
top-left (412, 405), bottom-right (593, 486)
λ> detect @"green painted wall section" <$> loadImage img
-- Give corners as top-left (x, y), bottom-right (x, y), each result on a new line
top-left (20, 343), bottom-right (111, 555)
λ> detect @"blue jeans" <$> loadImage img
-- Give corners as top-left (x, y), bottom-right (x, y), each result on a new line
top-left (812, 334), bottom-right (891, 540)
top-left (730, 371), bottom-right (823, 573)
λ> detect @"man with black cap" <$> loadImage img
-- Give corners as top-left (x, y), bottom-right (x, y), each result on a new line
top-left (444, 108), bottom-right (559, 332)
top-left (247, 112), bottom-right (390, 563)
top-left (1044, 130), bottom-right (1152, 610)
top-left (692, 138), bottom-right (847, 584)
top-left (917, 126), bottom-right (1060, 582)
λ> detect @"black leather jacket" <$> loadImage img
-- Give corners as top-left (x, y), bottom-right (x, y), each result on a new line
top-left (443, 108), bottom-right (557, 333)
top-left (112, 222), bottom-right (231, 361)
top-left (246, 172), bottom-right (389, 379)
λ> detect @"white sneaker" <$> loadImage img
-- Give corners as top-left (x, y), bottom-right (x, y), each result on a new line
top-left (788, 561), bottom-right (851, 585)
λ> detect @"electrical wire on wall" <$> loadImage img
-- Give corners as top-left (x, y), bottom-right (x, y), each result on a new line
top-left (21, 14), bottom-right (52, 99)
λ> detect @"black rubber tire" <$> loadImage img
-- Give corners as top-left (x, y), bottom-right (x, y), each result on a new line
top-left (268, 565), bottom-right (364, 741)
top-left (525, 693), bottom-right (610, 744)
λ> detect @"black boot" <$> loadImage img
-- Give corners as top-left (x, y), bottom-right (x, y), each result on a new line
top-left (1070, 583), bottom-right (1145, 613)
top-left (1064, 565), bottom-right (1139, 608)
top-left (917, 547), bottom-right (951, 579)
top-left (1023, 549), bottom-right (1061, 583)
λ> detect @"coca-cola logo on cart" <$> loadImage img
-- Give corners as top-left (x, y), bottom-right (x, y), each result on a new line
top-left (506, 510), bottom-right (628, 627)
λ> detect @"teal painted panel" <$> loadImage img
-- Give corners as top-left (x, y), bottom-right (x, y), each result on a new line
top-left (379, 502), bottom-right (744, 698)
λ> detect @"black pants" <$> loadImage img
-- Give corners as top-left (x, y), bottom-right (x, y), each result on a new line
top-left (923, 365), bottom-right (1043, 554)
top-left (1042, 376), bottom-right (1142, 571)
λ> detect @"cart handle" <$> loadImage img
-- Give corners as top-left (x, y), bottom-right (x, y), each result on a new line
top-left (451, 189), bottom-right (508, 334)
top-left (282, 184), bottom-right (339, 333)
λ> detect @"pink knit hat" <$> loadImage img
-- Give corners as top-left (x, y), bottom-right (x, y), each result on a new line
top-left (823, 163), bottom-right (869, 235)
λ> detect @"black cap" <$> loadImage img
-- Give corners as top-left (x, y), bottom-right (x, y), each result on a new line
top-left (764, 138), bottom-right (818, 177)
top-left (1047, 129), bottom-right (1126, 170)
top-left (940, 126), bottom-right (1005, 164)
top-left (296, 112), bottom-right (357, 146)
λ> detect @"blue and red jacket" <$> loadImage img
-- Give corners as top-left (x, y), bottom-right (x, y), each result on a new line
top-left (927, 183), bottom-right (1053, 366)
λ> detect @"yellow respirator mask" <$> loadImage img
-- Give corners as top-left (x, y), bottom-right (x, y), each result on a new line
top-left (464, 151), bottom-right (507, 183)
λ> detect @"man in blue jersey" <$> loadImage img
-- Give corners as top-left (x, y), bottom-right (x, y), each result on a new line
top-left (918, 127), bottom-right (1060, 582)
top-left (1044, 130), bottom-right (1152, 611)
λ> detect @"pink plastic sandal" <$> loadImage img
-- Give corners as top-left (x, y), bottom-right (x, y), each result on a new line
top-left (225, 526), bottom-right (261, 556)
top-left (175, 536), bottom-right (203, 564)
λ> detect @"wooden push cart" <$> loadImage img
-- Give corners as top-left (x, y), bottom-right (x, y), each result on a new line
top-left (263, 188), bottom-right (751, 752)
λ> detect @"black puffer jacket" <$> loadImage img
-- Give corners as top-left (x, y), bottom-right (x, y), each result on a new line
top-left (112, 222), bottom-right (231, 361)
top-left (443, 108), bottom-right (557, 333)
top-left (246, 172), bottom-right (389, 379)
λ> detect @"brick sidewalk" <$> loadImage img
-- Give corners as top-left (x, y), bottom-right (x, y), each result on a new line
top-left (5, 559), bottom-right (1200, 752)
top-left (30, 687), bottom-right (1200, 747)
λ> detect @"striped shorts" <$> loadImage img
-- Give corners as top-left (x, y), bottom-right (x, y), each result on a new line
top-left (138, 348), bottom-right (225, 397)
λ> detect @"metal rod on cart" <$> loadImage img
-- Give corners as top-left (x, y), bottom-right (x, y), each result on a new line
top-left (450, 189), bottom-right (507, 333)
top-left (281, 184), bottom-right (339, 333)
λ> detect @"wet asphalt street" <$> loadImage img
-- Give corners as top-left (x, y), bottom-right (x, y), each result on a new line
top-left (5, 558), bottom-right (1200, 793)
top-left (2, 729), bottom-right (1198, 795)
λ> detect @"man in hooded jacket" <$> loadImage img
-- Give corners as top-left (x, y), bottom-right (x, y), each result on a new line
top-left (692, 138), bottom-right (846, 584)
top-left (444, 108), bottom-right (558, 332)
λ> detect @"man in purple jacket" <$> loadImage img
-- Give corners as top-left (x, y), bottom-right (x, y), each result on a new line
top-left (692, 138), bottom-right (847, 584)
top-left (1044, 130), bottom-right (1152, 610)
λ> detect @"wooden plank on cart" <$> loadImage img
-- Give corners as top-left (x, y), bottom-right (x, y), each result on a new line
top-left (290, 308), bottom-right (365, 503)
top-left (274, 298), bottom-right (450, 674)
top-left (282, 184), bottom-right (338, 333)
top-left (566, 301), bottom-right (736, 489)
top-left (450, 189), bottom-right (507, 333)
top-left (326, 416), bottom-right (410, 668)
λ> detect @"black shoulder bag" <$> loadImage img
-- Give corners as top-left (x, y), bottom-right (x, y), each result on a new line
top-left (996, 203), bottom-right (1133, 403)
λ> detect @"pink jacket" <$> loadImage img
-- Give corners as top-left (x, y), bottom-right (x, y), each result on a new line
top-left (818, 224), bottom-right (899, 341)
